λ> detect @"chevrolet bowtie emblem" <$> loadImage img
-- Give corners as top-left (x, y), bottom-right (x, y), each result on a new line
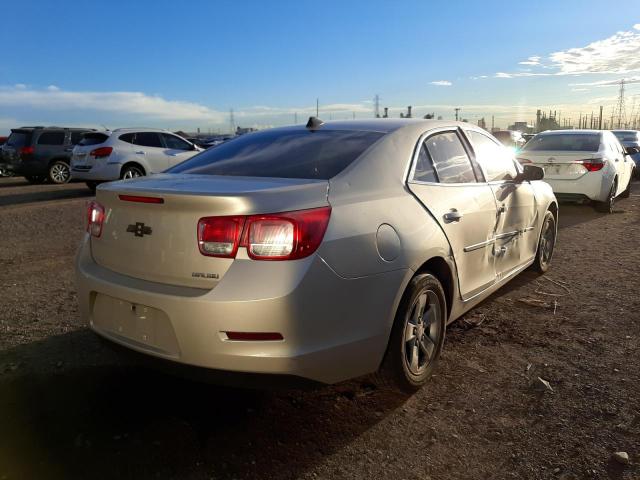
top-left (126, 222), bottom-right (152, 237)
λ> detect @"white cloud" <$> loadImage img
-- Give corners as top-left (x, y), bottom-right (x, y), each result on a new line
top-left (0, 85), bottom-right (225, 122)
top-left (491, 24), bottom-right (640, 79)
top-left (430, 80), bottom-right (452, 86)
top-left (519, 56), bottom-right (541, 66)
top-left (569, 76), bottom-right (640, 87)
top-left (571, 88), bottom-right (590, 92)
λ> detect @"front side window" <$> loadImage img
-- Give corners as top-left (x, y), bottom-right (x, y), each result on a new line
top-left (134, 132), bottom-right (163, 148)
top-left (419, 131), bottom-right (476, 184)
top-left (162, 133), bottom-right (192, 150)
top-left (37, 131), bottom-right (65, 145)
top-left (167, 128), bottom-right (385, 179)
top-left (467, 130), bottom-right (518, 182)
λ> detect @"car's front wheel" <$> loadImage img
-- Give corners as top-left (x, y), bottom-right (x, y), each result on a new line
top-left (377, 273), bottom-right (446, 393)
top-left (531, 210), bottom-right (556, 273)
top-left (121, 165), bottom-right (144, 180)
top-left (48, 160), bottom-right (71, 184)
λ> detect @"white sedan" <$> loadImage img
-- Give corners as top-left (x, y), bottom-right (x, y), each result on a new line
top-left (517, 130), bottom-right (635, 213)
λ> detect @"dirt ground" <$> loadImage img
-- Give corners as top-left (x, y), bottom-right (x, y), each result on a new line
top-left (0, 176), bottom-right (638, 480)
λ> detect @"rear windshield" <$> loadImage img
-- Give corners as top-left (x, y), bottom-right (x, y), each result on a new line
top-left (613, 131), bottom-right (639, 143)
top-left (78, 132), bottom-right (109, 146)
top-left (167, 129), bottom-right (385, 179)
top-left (522, 133), bottom-right (601, 152)
top-left (6, 131), bottom-right (31, 148)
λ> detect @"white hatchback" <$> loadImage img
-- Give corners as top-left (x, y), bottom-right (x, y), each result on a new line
top-left (70, 128), bottom-right (202, 191)
top-left (517, 130), bottom-right (635, 212)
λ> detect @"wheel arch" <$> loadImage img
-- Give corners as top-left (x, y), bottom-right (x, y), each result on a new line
top-left (414, 256), bottom-right (454, 321)
top-left (48, 156), bottom-right (70, 167)
top-left (120, 161), bottom-right (146, 178)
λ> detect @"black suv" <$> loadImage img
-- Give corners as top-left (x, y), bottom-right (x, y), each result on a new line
top-left (0, 126), bottom-right (96, 184)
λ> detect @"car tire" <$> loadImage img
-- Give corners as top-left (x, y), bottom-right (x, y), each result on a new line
top-left (48, 160), bottom-right (71, 184)
top-left (620, 176), bottom-right (632, 198)
top-left (86, 181), bottom-right (99, 193)
top-left (376, 273), bottom-right (447, 393)
top-left (25, 175), bottom-right (45, 184)
top-left (595, 179), bottom-right (617, 213)
top-left (121, 165), bottom-right (144, 179)
top-left (531, 210), bottom-right (556, 274)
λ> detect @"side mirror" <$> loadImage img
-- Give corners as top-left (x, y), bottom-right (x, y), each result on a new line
top-left (625, 146), bottom-right (639, 155)
top-left (518, 164), bottom-right (544, 182)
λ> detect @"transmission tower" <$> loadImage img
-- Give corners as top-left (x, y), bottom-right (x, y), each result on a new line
top-left (229, 108), bottom-right (235, 135)
top-left (615, 80), bottom-right (626, 129)
top-left (374, 94), bottom-right (380, 118)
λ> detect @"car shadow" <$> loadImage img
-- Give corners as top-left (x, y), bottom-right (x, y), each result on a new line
top-left (0, 188), bottom-right (92, 207)
top-left (0, 330), bottom-right (405, 480)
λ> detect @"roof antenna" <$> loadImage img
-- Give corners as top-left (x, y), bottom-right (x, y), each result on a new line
top-left (306, 116), bottom-right (324, 130)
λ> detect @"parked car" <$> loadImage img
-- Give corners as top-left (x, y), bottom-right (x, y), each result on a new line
top-left (493, 130), bottom-right (526, 150)
top-left (516, 130), bottom-right (635, 213)
top-left (0, 136), bottom-right (9, 177)
top-left (70, 128), bottom-right (202, 192)
top-left (76, 119), bottom-right (557, 392)
top-left (612, 130), bottom-right (640, 176)
top-left (0, 126), bottom-right (95, 184)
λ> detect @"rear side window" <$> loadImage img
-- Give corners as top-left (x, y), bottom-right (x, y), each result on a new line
top-left (613, 131), bottom-right (639, 143)
top-left (416, 132), bottom-right (476, 184)
top-left (522, 134), bottom-right (600, 152)
top-left (134, 132), bottom-right (163, 148)
top-left (167, 129), bottom-right (385, 179)
top-left (119, 133), bottom-right (135, 144)
top-left (79, 133), bottom-right (109, 146)
top-left (37, 131), bottom-right (65, 145)
top-left (467, 130), bottom-right (518, 182)
top-left (6, 131), bottom-right (31, 147)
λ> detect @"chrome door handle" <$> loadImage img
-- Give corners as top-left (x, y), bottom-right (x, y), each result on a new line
top-left (443, 209), bottom-right (463, 223)
top-left (135, 151), bottom-right (145, 155)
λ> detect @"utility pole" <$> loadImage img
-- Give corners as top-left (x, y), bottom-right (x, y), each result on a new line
top-left (229, 108), bottom-right (235, 135)
top-left (316, 98), bottom-right (319, 117)
top-left (454, 108), bottom-right (460, 122)
top-left (374, 94), bottom-right (380, 118)
top-left (294, 112), bottom-right (297, 124)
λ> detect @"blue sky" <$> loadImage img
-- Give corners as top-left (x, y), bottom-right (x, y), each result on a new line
top-left (1, 0), bottom-right (639, 134)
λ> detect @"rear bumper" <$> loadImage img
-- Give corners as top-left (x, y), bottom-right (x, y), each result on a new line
top-left (75, 235), bottom-right (409, 384)
top-left (543, 172), bottom-right (612, 202)
top-left (71, 161), bottom-right (121, 181)
top-left (5, 159), bottom-right (47, 176)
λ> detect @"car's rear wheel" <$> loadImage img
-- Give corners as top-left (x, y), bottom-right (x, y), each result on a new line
top-left (377, 273), bottom-right (446, 393)
top-left (25, 175), bottom-right (45, 184)
top-left (620, 176), bottom-right (632, 198)
top-left (48, 160), bottom-right (71, 184)
top-left (531, 210), bottom-right (556, 273)
top-left (595, 179), bottom-right (617, 213)
top-left (121, 165), bottom-right (144, 179)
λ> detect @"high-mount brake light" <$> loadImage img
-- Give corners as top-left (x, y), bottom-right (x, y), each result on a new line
top-left (90, 147), bottom-right (113, 159)
top-left (119, 195), bottom-right (164, 204)
top-left (225, 332), bottom-right (284, 341)
top-left (196, 207), bottom-right (331, 261)
top-left (577, 159), bottom-right (605, 172)
top-left (86, 201), bottom-right (105, 237)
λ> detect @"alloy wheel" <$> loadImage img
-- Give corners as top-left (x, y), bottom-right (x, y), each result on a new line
top-left (539, 216), bottom-right (555, 268)
top-left (122, 168), bottom-right (142, 179)
top-left (402, 290), bottom-right (442, 376)
top-left (50, 162), bottom-right (70, 183)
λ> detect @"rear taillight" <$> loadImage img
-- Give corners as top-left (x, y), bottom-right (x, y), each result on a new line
top-left (19, 146), bottom-right (34, 159)
top-left (198, 216), bottom-right (245, 258)
top-left (90, 147), bottom-right (113, 159)
top-left (86, 201), bottom-right (105, 237)
top-left (243, 207), bottom-right (332, 260)
top-left (197, 206), bottom-right (331, 261)
top-left (577, 159), bottom-right (605, 172)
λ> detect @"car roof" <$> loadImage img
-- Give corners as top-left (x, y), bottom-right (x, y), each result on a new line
top-left (112, 127), bottom-right (174, 134)
top-left (260, 118), bottom-right (473, 135)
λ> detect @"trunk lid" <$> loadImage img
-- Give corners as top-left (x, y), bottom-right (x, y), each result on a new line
top-left (71, 132), bottom-right (112, 169)
top-left (517, 151), bottom-right (603, 180)
top-left (91, 174), bottom-right (329, 289)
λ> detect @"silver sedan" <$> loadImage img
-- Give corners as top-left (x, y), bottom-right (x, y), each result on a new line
top-left (76, 119), bottom-right (557, 391)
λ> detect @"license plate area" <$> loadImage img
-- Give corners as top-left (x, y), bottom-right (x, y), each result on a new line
top-left (91, 293), bottom-right (180, 357)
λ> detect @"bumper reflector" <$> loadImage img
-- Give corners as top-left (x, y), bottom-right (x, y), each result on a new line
top-left (225, 332), bottom-right (284, 341)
